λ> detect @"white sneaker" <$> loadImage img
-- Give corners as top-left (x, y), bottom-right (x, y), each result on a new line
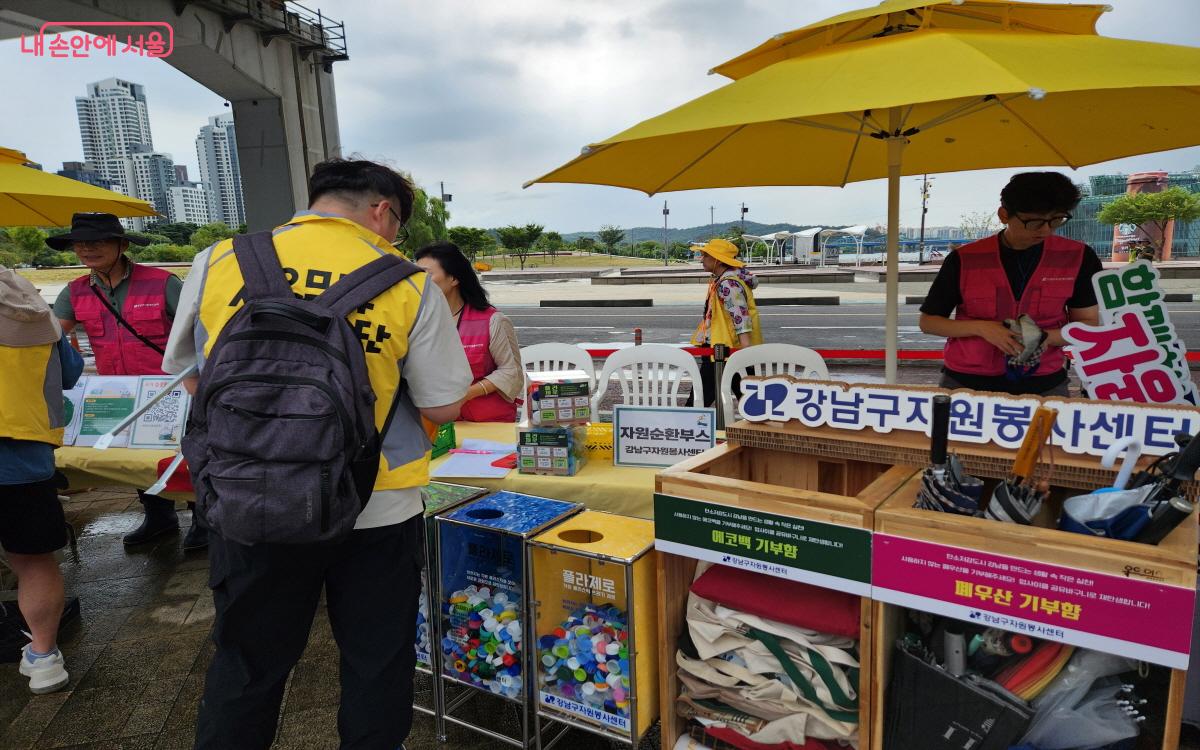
top-left (18, 645), bottom-right (69, 694)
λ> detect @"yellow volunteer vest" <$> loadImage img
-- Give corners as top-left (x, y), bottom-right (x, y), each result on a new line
top-left (196, 213), bottom-right (431, 490)
top-left (691, 274), bottom-right (763, 349)
top-left (0, 343), bottom-right (65, 445)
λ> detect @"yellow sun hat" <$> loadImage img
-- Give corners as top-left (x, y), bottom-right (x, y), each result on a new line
top-left (696, 238), bottom-right (744, 268)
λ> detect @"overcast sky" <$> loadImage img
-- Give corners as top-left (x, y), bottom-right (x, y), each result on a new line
top-left (2, 0), bottom-right (1199, 232)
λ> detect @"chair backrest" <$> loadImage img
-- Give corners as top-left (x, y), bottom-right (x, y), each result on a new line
top-left (592, 344), bottom-right (704, 416)
top-left (721, 344), bottom-right (829, 425)
top-left (520, 342), bottom-right (598, 390)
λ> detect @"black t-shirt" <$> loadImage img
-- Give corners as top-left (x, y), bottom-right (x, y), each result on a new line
top-left (919, 237), bottom-right (1103, 394)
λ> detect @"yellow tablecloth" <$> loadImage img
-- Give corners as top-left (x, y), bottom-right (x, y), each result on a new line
top-left (55, 445), bottom-right (189, 500)
top-left (55, 422), bottom-right (660, 518)
top-left (432, 422), bottom-right (659, 519)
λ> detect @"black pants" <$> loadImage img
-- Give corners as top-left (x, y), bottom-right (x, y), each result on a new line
top-left (195, 515), bottom-right (424, 750)
top-left (688, 359), bottom-right (743, 409)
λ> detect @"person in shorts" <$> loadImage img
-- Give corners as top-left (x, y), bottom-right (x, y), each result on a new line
top-left (0, 266), bottom-right (84, 693)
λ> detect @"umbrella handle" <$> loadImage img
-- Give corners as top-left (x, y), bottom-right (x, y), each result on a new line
top-left (1012, 407), bottom-right (1058, 481)
top-left (1170, 429), bottom-right (1200, 482)
top-left (1101, 436), bottom-right (1142, 490)
top-left (930, 394), bottom-right (951, 466)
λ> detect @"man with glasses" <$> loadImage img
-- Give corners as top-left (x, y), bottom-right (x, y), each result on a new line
top-left (162, 158), bottom-right (470, 749)
top-left (48, 213), bottom-right (206, 550)
top-left (919, 172), bottom-right (1102, 396)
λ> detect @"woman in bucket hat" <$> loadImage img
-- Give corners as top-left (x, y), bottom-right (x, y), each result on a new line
top-left (49, 213), bottom-right (205, 551)
top-left (0, 266), bottom-right (84, 694)
top-left (689, 238), bottom-right (762, 407)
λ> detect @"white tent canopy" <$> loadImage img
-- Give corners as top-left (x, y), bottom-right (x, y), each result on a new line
top-left (791, 227), bottom-right (824, 265)
top-left (820, 225), bottom-right (869, 266)
top-left (741, 231), bottom-right (794, 265)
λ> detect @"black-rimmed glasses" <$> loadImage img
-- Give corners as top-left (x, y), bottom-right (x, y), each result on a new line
top-left (1011, 213), bottom-right (1071, 230)
top-left (370, 202), bottom-right (409, 246)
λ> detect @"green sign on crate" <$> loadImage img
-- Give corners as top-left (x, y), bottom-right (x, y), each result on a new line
top-left (653, 493), bottom-right (871, 596)
top-left (431, 422), bottom-right (457, 459)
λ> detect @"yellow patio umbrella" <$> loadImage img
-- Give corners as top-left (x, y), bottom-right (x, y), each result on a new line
top-left (526, 0), bottom-right (1200, 382)
top-left (0, 147), bottom-right (158, 228)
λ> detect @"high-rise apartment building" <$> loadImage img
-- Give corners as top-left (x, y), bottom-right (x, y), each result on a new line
top-left (129, 148), bottom-right (176, 220)
top-left (196, 113), bottom-right (245, 228)
top-left (75, 78), bottom-right (153, 197)
top-left (75, 78), bottom-right (179, 230)
top-left (169, 181), bottom-right (215, 225)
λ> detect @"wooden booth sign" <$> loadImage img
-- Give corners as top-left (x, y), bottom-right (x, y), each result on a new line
top-left (737, 379), bottom-right (1199, 460)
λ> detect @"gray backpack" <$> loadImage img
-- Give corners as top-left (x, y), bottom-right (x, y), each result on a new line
top-left (182, 231), bottom-right (420, 545)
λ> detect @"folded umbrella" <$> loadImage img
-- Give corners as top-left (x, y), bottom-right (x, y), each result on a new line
top-left (917, 394), bottom-right (984, 516)
top-left (1132, 427), bottom-right (1200, 544)
top-left (986, 407), bottom-right (1057, 525)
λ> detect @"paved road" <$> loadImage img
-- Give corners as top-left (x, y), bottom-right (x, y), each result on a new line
top-left (506, 302), bottom-right (1200, 352)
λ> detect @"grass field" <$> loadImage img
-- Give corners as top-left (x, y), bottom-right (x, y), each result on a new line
top-left (17, 267), bottom-right (190, 284)
top-left (16, 254), bottom-right (671, 284)
top-left (478, 252), bottom-right (675, 269)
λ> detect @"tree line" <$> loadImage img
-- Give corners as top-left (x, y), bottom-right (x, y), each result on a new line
top-left (20, 177), bottom-right (1191, 271)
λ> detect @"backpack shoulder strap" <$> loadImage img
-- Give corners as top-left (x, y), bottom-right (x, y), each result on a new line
top-left (232, 231), bottom-right (294, 301)
top-left (317, 254), bottom-right (422, 317)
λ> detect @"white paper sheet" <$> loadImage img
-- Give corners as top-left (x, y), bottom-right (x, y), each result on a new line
top-left (430, 438), bottom-right (516, 479)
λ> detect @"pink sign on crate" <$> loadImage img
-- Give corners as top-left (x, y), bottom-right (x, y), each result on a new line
top-left (872, 533), bottom-right (1195, 669)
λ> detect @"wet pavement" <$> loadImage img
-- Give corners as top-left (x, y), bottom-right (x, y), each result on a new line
top-left (0, 491), bottom-right (656, 749)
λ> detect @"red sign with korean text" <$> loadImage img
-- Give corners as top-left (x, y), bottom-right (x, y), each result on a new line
top-left (872, 533), bottom-right (1195, 668)
top-left (20, 23), bottom-right (174, 59)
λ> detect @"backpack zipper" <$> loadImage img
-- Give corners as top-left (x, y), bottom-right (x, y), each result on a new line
top-left (221, 330), bottom-right (351, 367)
top-left (202, 374), bottom-right (355, 448)
top-left (219, 402), bottom-right (333, 421)
top-left (319, 463), bottom-right (331, 533)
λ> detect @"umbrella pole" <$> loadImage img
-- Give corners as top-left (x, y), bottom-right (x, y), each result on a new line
top-left (885, 108), bottom-right (906, 384)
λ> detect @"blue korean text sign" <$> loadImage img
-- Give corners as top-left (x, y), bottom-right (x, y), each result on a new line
top-left (738, 379), bottom-right (1198, 459)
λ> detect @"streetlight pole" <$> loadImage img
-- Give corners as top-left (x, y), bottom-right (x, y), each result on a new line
top-left (662, 200), bottom-right (670, 267)
top-left (439, 181), bottom-right (452, 203)
top-left (710, 205), bottom-right (715, 235)
top-left (740, 202), bottom-right (749, 256)
top-left (916, 175), bottom-right (932, 264)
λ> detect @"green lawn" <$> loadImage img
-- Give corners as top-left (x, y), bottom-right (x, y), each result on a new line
top-left (17, 253), bottom-right (674, 283)
top-left (478, 253), bottom-right (678, 269)
top-left (17, 267), bottom-right (190, 284)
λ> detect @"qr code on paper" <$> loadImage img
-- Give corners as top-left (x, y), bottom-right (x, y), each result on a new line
top-left (141, 388), bottom-right (183, 424)
top-left (133, 387), bottom-right (187, 446)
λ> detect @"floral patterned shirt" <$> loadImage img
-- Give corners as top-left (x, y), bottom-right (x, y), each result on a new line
top-left (701, 268), bottom-right (757, 343)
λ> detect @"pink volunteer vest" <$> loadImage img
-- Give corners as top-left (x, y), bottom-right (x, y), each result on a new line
top-left (943, 234), bottom-right (1084, 378)
top-left (69, 263), bottom-right (171, 376)
top-left (457, 306), bottom-right (518, 423)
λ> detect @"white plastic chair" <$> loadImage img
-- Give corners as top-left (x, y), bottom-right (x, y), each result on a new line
top-left (721, 344), bottom-right (829, 425)
top-left (591, 344), bottom-right (703, 417)
top-left (520, 342), bottom-right (597, 390)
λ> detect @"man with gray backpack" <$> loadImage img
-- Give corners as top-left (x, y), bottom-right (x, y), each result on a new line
top-left (161, 159), bottom-right (470, 750)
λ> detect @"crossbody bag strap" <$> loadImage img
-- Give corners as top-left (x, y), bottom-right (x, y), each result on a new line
top-left (87, 284), bottom-right (165, 355)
